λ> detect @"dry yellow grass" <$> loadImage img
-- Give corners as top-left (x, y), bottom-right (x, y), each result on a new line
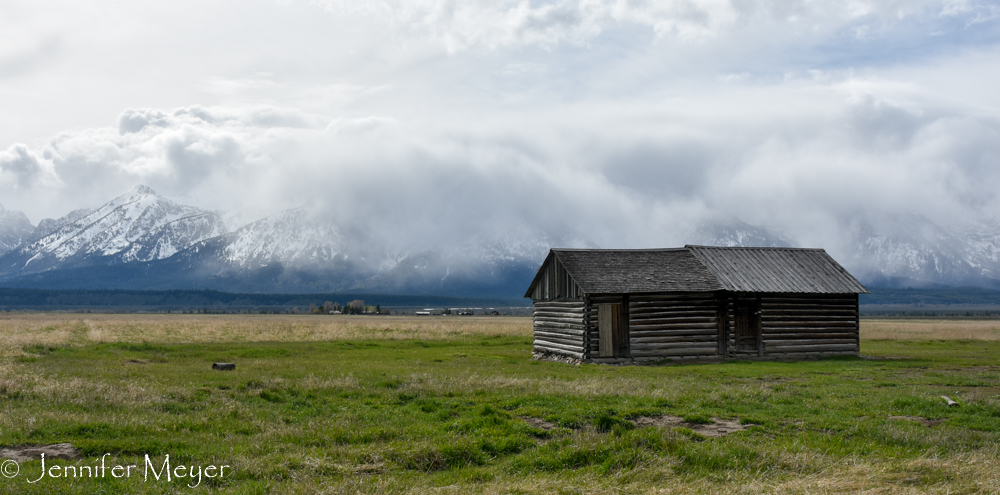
top-left (5, 314), bottom-right (1000, 355)
top-left (862, 318), bottom-right (1000, 340)
top-left (0, 314), bottom-right (532, 357)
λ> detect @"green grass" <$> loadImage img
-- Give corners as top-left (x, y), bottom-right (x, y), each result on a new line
top-left (1, 332), bottom-right (999, 493)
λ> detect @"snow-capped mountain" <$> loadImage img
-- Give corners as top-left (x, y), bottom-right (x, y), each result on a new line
top-left (33, 208), bottom-right (94, 242)
top-left (222, 208), bottom-right (345, 268)
top-left (4, 185), bottom-right (1000, 295)
top-left (0, 204), bottom-right (34, 256)
top-left (686, 219), bottom-right (793, 248)
top-left (0, 186), bottom-right (227, 276)
top-left (840, 212), bottom-right (1000, 288)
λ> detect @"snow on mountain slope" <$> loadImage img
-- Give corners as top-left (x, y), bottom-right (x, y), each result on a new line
top-left (686, 219), bottom-right (793, 248)
top-left (3, 185), bottom-right (227, 274)
top-left (964, 222), bottom-right (1000, 278)
top-left (7, 183), bottom-right (1000, 294)
top-left (117, 211), bottom-right (229, 262)
top-left (840, 212), bottom-right (991, 287)
top-left (33, 208), bottom-right (94, 241)
top-left (222, 208), bottom-right (345, 267)
top-left (0, 204), bottom-right (35, 256)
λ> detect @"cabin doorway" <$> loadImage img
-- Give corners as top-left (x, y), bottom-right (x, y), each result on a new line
top-left (734, 296), bottom-right (761, 353)
top-left (598, 303), bottom-right (629, 358)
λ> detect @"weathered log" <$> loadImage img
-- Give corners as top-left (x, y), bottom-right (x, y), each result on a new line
top-left (630, 348), bottom-right (719, 357)
top-left (760, 339), bottom-right (857, 346)
top-left (632, 341), bottom-right (720, 349)
top-left (761, 326), bottom-right (858, 333)
top-left (629, 329), bottom-right (718, 338)
top-left (762, 320), bottom-right (856, 328)
top-left (533, 330), bottom-right (585, 341)
top-left (533, 343), bottom-right (584, 359)
top-left (534, 318), bottom-right (586, 326)
top-left (533, 312), bottom-right (585, 321)
top-left (533, 336), bottom-right (584, 348)
top-left (628, 306), bottom-right (716, 318)
top-left (942, 396), bottom-right (959, 407)
top-left (762, 332), bottom-right (857, 340)
top-left (533, 340), bottom-right (585, 353)
top-left (629, 320), bottom-right (715, 327)
top-left (535, 329), bottom-right (587, 339)
top-left (631, 335), bottom-right (717, 344)
top-left (764, 344), bottom-right (858, 353)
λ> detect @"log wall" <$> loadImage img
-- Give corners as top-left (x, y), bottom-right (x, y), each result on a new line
top-left (628, 293), bottom-right (720, 359)
top-left (758, 293), bottom-right (859, 358)
top-left (584, 292), bottom-right (721, 361)
top-left (542, 291), bottom-right (861, 364)
top-left (532, 300), bottom-right (586, 359)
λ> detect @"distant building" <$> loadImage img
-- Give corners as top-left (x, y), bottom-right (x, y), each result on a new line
top-left (524, 246), bottom-right (869, 363)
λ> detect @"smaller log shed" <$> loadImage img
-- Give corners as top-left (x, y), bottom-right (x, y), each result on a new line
top-left (524, 246), bottom-right (870, 363)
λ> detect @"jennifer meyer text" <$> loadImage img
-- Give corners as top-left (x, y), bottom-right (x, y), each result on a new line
top-left (1, 453), bottom-right (230, 488)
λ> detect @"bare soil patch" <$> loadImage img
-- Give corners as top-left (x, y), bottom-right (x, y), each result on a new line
top-left (632, 416), bottom-right (749, 437)
top-left (889, 415), bottom-right (946, 427)
top-left (0, 443), bottom-right (80, 462)
top-left (522, 417), bottom-right (558, 431)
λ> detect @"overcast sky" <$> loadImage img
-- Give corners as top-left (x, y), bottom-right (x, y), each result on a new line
top-left (1, 0), bottom-right (999, 251)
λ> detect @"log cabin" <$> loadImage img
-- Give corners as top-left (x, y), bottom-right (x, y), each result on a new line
top-left (524, 246), bottom-right (869, 363)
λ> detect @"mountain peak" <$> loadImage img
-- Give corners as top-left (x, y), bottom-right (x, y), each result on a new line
top-left (130, 185), bottom-right (157, 196)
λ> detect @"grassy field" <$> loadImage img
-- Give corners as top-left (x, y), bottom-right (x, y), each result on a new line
top-left (0, 314), bottom-right (998, 493)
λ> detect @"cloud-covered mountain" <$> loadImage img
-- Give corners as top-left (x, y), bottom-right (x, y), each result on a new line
top-left (686, 214), bottom-right (1000, 290)
top-left (686, 219), bottom-right (794, 249)
top-left (839, 213), bottom-right (1000, 289)
top-left (0, 205), bottom-right (35, 256)
top-left (3, 187), bottom-right (1000, 295)
top-left (0, 188), bottom-right (592, 296)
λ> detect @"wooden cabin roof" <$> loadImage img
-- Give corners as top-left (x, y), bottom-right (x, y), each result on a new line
top-left (524, 246), bottom-right (869, 297)
top-left (686, 246), bottom-right (870, 294)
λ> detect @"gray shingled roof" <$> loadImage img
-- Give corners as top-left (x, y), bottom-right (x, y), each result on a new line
top-left (550, 249), bottom-right (723, 294)
top-left (686, 246), bottom-right (870, 294)
top-left (526, 246), bottom-right (868, 296)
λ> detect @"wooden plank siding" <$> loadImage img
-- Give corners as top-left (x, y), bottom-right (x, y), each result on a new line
top-left (532, 300), bottom-right (586, 359)
top-left (529, 255), bottom-right (583, 301)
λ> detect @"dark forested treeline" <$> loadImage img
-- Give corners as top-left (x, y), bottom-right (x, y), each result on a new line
top-left (0, 288), bottom-right (529, 311)
top-left (860, 287), bottom-right (1000, 306)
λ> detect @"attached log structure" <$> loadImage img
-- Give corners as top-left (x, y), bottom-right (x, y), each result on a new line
top-left (526, 246), bottom-right (869, 364)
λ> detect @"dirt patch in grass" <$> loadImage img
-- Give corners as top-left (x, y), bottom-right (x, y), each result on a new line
top-left (632, 416), bottom-right (748, 437)
top-left (0, 443), bottom-right (80, 462)
top-left (522, 417), bottom-right (558, 431)
top-left (889, 415), bottom-right (946, 427)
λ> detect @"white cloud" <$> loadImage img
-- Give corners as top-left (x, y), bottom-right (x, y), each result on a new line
top-left (0, 0), bottom-right (996, 255)
top-left (0, 144), bottom-right (58, 189)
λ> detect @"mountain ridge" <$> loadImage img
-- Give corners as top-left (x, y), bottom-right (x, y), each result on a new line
top-left (2, 186), bottom-right (1000, 296)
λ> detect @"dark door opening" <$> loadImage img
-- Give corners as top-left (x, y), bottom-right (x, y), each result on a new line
top-left (734, 297), bottom-right (761, 353)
